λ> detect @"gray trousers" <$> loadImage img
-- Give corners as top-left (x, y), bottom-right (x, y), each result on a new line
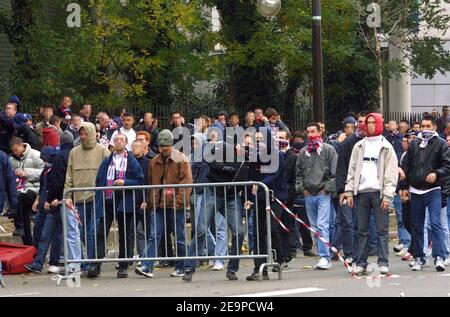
top-left (355, 192), bottom-right (389, 268)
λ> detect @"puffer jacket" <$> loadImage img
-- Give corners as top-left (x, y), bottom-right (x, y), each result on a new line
top-left (10, 143), bottom-right (44, 193)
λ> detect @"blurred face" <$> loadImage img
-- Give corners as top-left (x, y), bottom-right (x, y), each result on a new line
top-left (132, 141), bottom-right (144, 157)
top-left (399, 122), bottom-right (409, 134)
top-left (244, 135), bottom-right (253, 146)
top-left (255, 132), bottom-right (264, 141)
top-left (444, 107), bottom-right (449, 117)
top-left (412, 123), bottom-right (421, 131)
top-left (83, 104), bottom-right (92, 117)
top-left (344, 123), bottom-right (355, 136)
top-left (144, 113), bottom-right (153, 126)
top-left (26, 119), bottom-right (33, 127)
top-left (318, 123), bottom-right (325, 135)
top-left (43, 107), bottom-right (53, 121)
top-left (402, 138), bottom-right (409, 151)
top-left (246, 112), bottom-right (255, 123)
top-left (136, 135), bottom-right (149, 148)
top-left (421, 120), bottom-right (436, 131)
top-left (4, 103), bottom-right (17, 118)
top-left (230, 115), bottom-right (239, 126)
top-left (388, 120), bottom-right (398, 133)
top-left (79, 128), bottom-right (89, 145)
top-left (269, 115), bottom-right (277, 125)
top-left (408, 135), bottom-right (417, 144)
top-left (159, 145), bottom-right (172, 156)
top-left (11, 144), bottom-right (25, 157)
top-left (367, 117), bottom-right (377, 135)
top-left (209, 130), bottom-right (219, 142)
top-left (217, 115), bottom-right (226, 123)
top-left (255, 109), bottom-right (263, 120)
top-left (62, 97), bottom-right (72, 109)
top-left (72, 116), bottom-right (81, 127)
top-left (99, 115), bottom-right (110, 129)
top-left (276, 130), bottom-right (288, 140)
top-left (306, 126), bottom-right (319, 138)
top-left (172, 113), bottom-right (182, 127)
top-left (123, 116), bottom-right (134, 129)
top-left (113, 134), bottom-right (127, 152)
top-left (432, 110), bottom-right (438, 117)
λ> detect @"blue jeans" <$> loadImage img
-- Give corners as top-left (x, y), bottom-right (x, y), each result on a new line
top-left (329, 199), bottom-right (337, 248)
top-left (65, 205), bottom-right (82, 271)
top-left (184, 188), bottom-right (244, 272)
top-left (33, 210), bottom-right (63, 269)
top-left (305, 193), bottom-right (331, 259)
top-left (439, 207), bottom-right (450, 259)
top-left (393, 194), bottom-right (411, 248)
top-left (333, 202), bottom-right (357, 259)
top-left (33, 209), bottom-right (47, 249)
top-left (142, 208), bottom-right (187, 272)
top-left (77, 202), bottom-right (96, 260)
top-left (369, 212), bottom-right (378, 251)
top-left (355, 192), bottom-right (389, 268)
top-left (410, 190), bottom-right (447, 260)
top-left (193, 194), bottom-right (216, 257)
top-left (214, 211), bottom-right (228, 265)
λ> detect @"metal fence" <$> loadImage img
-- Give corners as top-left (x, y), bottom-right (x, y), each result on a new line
top-left (60, 181), bottom-right (281, 283)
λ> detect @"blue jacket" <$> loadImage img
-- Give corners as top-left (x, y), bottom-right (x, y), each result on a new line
top-left (383, 130), bottom-right (403, 161)
top-left (0, 150), bottom-right (18, 211)
top-left (249, 150), bottom-right (288, 203)
top-left (95, 151), bottom-right (144, 216)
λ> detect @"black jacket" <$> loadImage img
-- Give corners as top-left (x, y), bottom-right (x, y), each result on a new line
top-left (46, 143), bottom-right (73, 204)
top-left (335, 133), bottom-right (363, 195)
top-left (0, 113), bottom-right (15, 153)
top-left (284, 149), bottom-right (298, 203)
top-left (206, 141), bottom-right (249, 196)
top-left (15, 126), bottom-right (40, 151)
top-left (400, 137), bottom-right (450, 191)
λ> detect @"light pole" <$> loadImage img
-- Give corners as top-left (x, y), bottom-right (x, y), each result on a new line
top-left (312, 0), bottom-right (324, 123)
top-left (257, 0), bottom-right (324, 123)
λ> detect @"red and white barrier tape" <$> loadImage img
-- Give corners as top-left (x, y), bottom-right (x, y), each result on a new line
top-left (268, 207), bottom-right (289, 233)
top-left (271, 195), bottom-right (352, 273)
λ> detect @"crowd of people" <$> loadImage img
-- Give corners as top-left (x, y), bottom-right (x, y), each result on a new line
top-left (1, 94), bottom-right (450, 283)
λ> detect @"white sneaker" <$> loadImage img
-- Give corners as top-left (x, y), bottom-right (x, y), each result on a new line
top-left (47, 266), bottom-right (60, 274)
top-left (423, 257), bottom-right (431, 268)
top-left (212, 262), bottom-right (224, 271)
top-left (393, 244), bottom-right (404, 253)
top-left (353, 266), bottom-right (366, 275)
top-left (396, 249), bottom-right (407, 257)
top-left (435, 257), bottom-right (446, 272)
top-left (170, 270), bottom-right (184, 277)
top-left (379, 266), bottom-right (389, 275)
top-left (411, 258), bottom-right (423, 271)
top-left (315, 257), bottom-right (332, 270)
top-left (444, 258), bottom-right (450, 266)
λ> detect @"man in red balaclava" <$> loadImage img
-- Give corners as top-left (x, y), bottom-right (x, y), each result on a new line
top-left (345, 113), bottom-right (399, 276)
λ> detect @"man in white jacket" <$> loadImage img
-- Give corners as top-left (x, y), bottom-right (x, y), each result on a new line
top-left (345, 113), bottom-right (398, 275)
top-left (9, 137), bottom-right (44, 245)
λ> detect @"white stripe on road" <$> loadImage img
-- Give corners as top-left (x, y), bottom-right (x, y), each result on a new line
top-left (228, 287), bottom-right (326, 297)
top-left (0, 292), bottom-right (42, 297)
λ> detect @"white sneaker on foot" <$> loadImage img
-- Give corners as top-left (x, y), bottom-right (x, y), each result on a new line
top-left (315, 257), bottom-right (332, 270)
top-left (47, 266), bottom-right (60, 274)
top-left (379, 265), bottom-right (389, 274)
top-left (411, 258), bottom-right (423, 271)
top-left (393, 244), bottom-right (404, 253)
top-left (435, 257), bottom-right (446, 272)
top-left (212, 262), bottom-right (224, 271)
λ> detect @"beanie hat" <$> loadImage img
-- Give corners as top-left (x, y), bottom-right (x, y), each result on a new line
top-left (157, 129), bottom-right (174, 146)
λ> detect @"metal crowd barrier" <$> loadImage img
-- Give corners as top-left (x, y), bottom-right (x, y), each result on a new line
top-left (59, 181), bottom-right (281, 283)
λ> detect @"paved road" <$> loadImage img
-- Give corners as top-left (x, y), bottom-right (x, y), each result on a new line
top-left (1, 246), bottom-right (449, 297)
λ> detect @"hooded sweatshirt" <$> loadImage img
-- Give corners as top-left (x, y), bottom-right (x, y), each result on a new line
top-left (64, 122), bottom-right (110, 203)
top-left (358, 113), bottom-right (384, 193)
top-left (42, 125), bottom-right (60, 147)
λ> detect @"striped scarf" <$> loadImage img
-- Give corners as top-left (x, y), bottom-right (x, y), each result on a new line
top-left (105, 151), bottom-right (128, 199)
top-left (306, 136), bottom-right (323, 154)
